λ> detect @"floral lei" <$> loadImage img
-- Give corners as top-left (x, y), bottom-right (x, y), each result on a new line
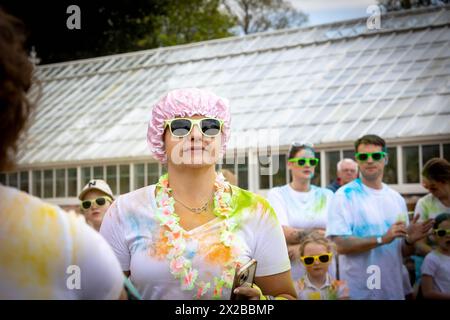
top-left (154, 172), bottom-right (245, 299)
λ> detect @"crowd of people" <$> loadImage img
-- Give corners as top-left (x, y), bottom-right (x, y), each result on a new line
top-left (1, 9), bottom-right (449, 300)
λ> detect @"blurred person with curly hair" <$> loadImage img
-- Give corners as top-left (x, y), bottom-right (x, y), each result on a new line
top-left (0, 9), bottom-right (126, 299)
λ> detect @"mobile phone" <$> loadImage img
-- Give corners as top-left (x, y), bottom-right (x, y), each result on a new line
top-left (229, 259), bottom-right (257, 300)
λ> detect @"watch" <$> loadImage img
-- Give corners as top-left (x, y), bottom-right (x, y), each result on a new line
top-left (376, 236), bottom-right (383, 245)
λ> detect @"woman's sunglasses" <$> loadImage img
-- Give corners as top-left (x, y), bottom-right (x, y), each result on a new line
top-left (81, 196), bottom-right (112, 210)
top-left (355, 151), bottom-right (386, 162)
top-left (434, 229), bottom-right (450, 237)
top-left (164, 117), bottom-right (223, 138)
top-left (300, 253), bottom-right (332, 266)
top-left (288, 157), bottom-right (319, 167)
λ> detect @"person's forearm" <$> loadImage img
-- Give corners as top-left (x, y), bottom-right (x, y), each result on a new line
top-left (333, 236), bottom-right (379, 255)
top-left (402, 239), bottom-right (416, 257)
top-left (282, 226), bottom-right (308, 245)
top-left (423, 291), bottom-right (450, 300)
top-left (283, 226), bottom-right (325, 244)
top-left (415, 241), bottom-right (432, 256)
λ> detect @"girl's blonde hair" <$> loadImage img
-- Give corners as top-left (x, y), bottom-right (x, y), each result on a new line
top-left (299, 231), bottom-right (336, 256)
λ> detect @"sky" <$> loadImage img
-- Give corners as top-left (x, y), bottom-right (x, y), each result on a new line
top-left (291, 0), bottom-right (379, 26)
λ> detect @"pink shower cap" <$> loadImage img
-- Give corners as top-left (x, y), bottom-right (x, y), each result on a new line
top-left (147, 88), bottom-right (231, 163)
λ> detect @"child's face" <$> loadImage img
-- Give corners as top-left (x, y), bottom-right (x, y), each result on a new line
top-left (434, 220), bottom-right (450, 252)
top-left (301, 243), bottom-right (331, 279)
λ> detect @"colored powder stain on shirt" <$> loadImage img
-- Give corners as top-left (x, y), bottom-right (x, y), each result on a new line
top-left (230, 186), bottom-right (256, 215)
top-left (204, 243), bottom-right (232, 265)
top-left (231, 186), bottom-right (272, 217)
top-left (148, 185), bottom-right (279, 267)
top-left (126, 212), bottom-right (157, 253)
top-left (429, 201), bottom-right (440, 213)
top-left (312, 192), bottom-right (327, 213)
top-left (147, 186), bottom-right (269, 262)
top-left (66, 211), bottom-right (82, 266)
top-left (343, 179), bottom-right (367, 200)
top-left (150, 228), bottom-right (171, 260)
top-left (229, 186), bottom-right (279, 229)
top-left (416, 194), bottom-right (450, 222)
top-left (423, 199), bottom-right (440, 220)
top-left (352, 222), bottom-right (384, 238)
top-left (28, 204), bottom-right (63, 285)
top-left (0, 191), bottom-right (63, 292)
top-left (184, 238), bottom-right (198, 259)
top-left (352, 212), bottom-right (393, 238)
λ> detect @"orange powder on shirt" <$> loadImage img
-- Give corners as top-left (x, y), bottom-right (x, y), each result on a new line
top-left (204, 243), bottom-right (232, 265)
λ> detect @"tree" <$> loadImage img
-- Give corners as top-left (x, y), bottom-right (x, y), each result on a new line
top-left (0, 0), bottom-right (166, 63)
top-left (0, 0), bottom-right (235, 64)
top-left (222, 0), bottom-right (308, 34)
top-left (0, 0), bottom-right (308, 63)
top-left (378, 0), bottom-right (449, 11)
top-left (139, 0), bottom-right (236, 47)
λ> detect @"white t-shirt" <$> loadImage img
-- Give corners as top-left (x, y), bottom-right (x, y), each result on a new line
top-left (415, 193), bottom-right (450, 221)
top-left (421, 250), bottom-right (450, 294)
top-left (100, 184), bottom-right (291, 300)
top-left (326, 178), bottom-right (408, 300)
top-left (267, 184), bottom-right (334, 229)
top-left (267, 184), bottom-right (335, 279)
top-left (0, 185), bottom-right (124, 299)
top-left (294, 273), bottom-right (349, 300)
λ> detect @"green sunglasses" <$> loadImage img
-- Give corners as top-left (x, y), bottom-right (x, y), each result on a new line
top-left (434, 229), bottom-right (450, 237)
top-left (288, 157), bottom-right (319, 167)
top-left (164, 117), bottom-right (223, 138)
top-left (355, 151), bottom-right (386, 162)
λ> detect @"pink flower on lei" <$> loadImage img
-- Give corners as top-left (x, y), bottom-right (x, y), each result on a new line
top-left (181, 269), bottom-right (198, 291)
top-left (195, 281), bottom-right (211, 299)
top-left (169, 256), bottom-right (190, 276)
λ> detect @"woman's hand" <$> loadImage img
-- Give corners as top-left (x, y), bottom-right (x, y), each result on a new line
top-left (232, 285), bottom-right (261, 300)
top-left (407, 214), bottom-right (434, 243)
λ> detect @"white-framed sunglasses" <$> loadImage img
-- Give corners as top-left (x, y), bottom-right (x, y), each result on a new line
top-left (164, 117), bottom-right (224, 138)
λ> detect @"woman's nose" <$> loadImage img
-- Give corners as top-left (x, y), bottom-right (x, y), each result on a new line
top-left (190, 124), bottom-right (203, 140)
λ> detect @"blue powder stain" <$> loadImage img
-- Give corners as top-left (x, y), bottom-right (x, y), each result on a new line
top-left (352, 219), bottom-right (394, 238)
top-left (353, 223), bottom-right (383, 238)
top-left (126, 212), bottom-right (157, 253)
top-left (343, 179), bottom-right (366, 200)
top-left (343, 187), bottom-right (353, 200)
top-left (184, 239), bottom-right (198, 259)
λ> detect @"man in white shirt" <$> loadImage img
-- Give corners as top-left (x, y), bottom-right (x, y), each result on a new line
top-left (326, 134), bottom-right (434, 299)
